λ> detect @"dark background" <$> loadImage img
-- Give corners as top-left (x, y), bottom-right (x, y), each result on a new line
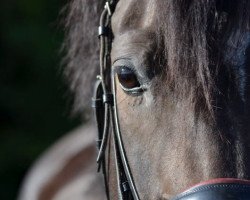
top-left (0, 0), bottom-right (80, 199)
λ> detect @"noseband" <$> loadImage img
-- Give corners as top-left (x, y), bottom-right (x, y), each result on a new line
top-left (92, 1), bottom-right (250, 199)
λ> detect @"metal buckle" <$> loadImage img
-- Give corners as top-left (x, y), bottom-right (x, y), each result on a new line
top-left (105, 2), bottom-right (112, 16)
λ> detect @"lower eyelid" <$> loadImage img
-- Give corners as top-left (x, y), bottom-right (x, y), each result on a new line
top-left (119, 82), bottom-right (147, 94)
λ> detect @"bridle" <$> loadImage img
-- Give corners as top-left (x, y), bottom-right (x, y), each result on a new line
top-left (92, 1), bottom-right (139, 199)
top-left (92, 1), bottom-right (250, 200)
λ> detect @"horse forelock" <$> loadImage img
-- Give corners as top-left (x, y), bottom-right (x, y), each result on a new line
top-left (63, 0), bottom-right (106, 118)
top-left (63, 0), bottom-right (250, 119)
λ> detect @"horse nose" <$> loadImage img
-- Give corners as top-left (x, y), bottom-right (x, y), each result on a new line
top-left (171, 178), bottom-right (250, 200)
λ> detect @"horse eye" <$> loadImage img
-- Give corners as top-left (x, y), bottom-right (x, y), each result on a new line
top-left (117, 67), bottom-right (141, 90)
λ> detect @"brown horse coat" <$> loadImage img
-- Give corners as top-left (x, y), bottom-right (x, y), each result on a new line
top-left (18, 123), bottom-right (105, 200)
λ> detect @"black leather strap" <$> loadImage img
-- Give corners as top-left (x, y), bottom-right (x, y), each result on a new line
top-left (172, 183), bottom-right (250, 200)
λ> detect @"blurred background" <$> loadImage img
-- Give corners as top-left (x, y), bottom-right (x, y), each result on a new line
top-left (0, 0), bottom-right (81, 199)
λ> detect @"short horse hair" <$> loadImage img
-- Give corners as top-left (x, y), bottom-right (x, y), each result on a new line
top-left (63, 0), bottom-right (250, 119)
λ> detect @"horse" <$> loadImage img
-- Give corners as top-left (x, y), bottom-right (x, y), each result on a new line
top-left (18, 0), bottom-right (250, 199)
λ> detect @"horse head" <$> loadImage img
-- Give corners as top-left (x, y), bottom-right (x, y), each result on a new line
top-left (66, 0), bottom-right (250, 199)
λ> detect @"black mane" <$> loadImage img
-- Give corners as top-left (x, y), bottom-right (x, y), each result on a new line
top-left (63, 0), bottom-right (105, 117)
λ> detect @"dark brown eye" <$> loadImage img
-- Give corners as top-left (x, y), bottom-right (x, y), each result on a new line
top-left (117, 67), bottom-right (141, 90)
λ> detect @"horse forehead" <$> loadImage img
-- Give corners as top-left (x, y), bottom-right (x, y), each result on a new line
top-left (112, 0), bottom-right (157, 34)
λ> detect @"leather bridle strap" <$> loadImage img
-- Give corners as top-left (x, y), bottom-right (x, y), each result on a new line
top-left (111, 73), bottom-right (140, 200)
top-left (171, 178), bottom-right (250, 200)
top-left (92, 1), bottom-right (140, 199)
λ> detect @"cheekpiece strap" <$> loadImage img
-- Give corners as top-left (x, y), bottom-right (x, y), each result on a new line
top-left (98, 26), bottom-right (109, 37)
top-left (103, 93), bottom-right (113, 105)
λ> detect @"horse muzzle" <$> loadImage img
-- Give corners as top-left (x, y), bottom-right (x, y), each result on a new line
top-left (172, 178), bottom-right (250, 200)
